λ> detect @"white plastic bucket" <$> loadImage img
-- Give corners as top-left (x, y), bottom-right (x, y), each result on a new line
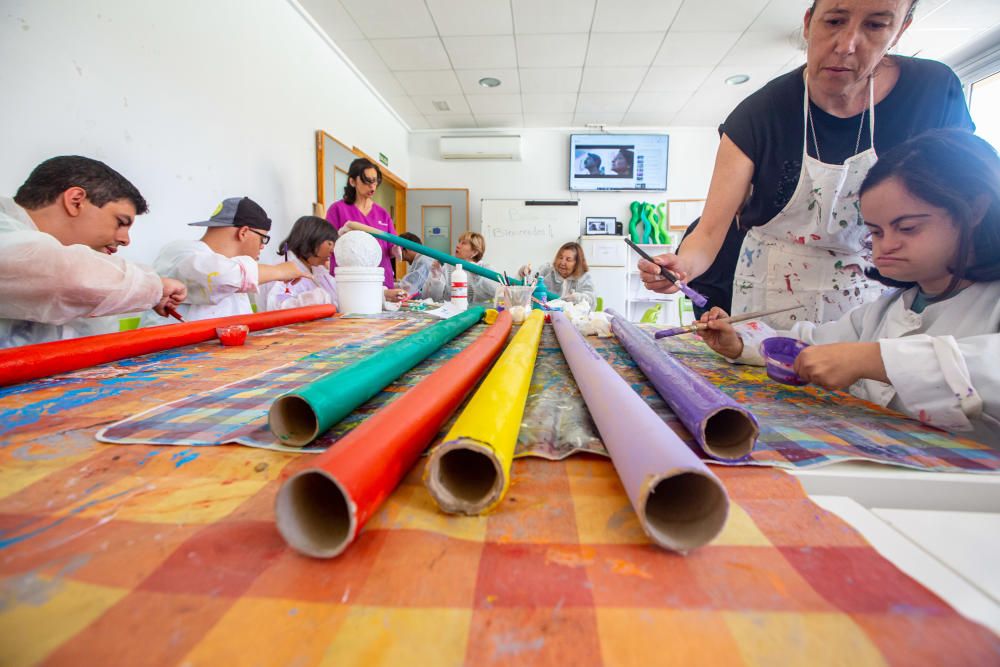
top-left (335, 266), bottom-right (384, 314)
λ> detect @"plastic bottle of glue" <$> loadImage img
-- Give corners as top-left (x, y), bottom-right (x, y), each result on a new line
top-left (451, 265), bottom-right (468, 311)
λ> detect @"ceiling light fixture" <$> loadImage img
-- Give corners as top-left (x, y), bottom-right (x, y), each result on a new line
top-left (725, 74), bottom-right (750, 86)
top-left (432, 100), bottom-right (451, 111)
top-left (478, 77), bottom-right (502, 88)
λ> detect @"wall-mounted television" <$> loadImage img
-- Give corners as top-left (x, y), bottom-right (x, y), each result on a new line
top-left (569, 134), bottom-right (669, 192)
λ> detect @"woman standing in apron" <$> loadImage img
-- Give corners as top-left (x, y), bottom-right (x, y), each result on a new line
top-left (639, 0), bottom-right (974, 327)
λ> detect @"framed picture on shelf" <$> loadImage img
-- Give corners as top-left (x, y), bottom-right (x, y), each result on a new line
top-left (584, 216), bottom-right (617, 235)
top-left (667, 199), bottom-right (707, 231)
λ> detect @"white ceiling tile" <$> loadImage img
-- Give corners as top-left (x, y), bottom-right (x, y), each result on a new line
top-left (522, 93), bottom-right (578, 112)
top-left (340, 0), bottom-right (437, 38)
top-left (697, 64), bottom-right (783, 97)
top-left (912, 0), bottom-right (1000, 31)
top-left (362, 68), bottom-right (406, 97)
top-left (386, 95), bottom-right (423, 116)
top-left (573, 112), bottom-right (625, 125)
top-left (517, 34), bottom-right (590, 68)
top-left (443, 35), bottom-right (517, 69)
top-left (475, 114), bottom-right (525, 128)
top-left (426, 0), bottom-right (514, 36)
top-left (671, 0), bottom-right (768, 32)
top-left (513, 0), bottom-right (596, 34)
top-left (586, 32), bottom-right (664, 67)
top-left (394, 70), bottom-right (463, 95)
top-left (576, 93), bottom-right (632, 113)
top-left (372, 37), bottom-right (451, 70)
top-left (336, 39), bottom-right (389, 72)
top-left (402, 115), bottom-right (431, 129)
top-left (427, 115), bottom-right (477, 129)
top-left (580, 67), bottom-right (647, 92)
top-left (722, 31), bottom-right (805, 66)
top-left (670, 93), bottom-right (738, 126)
top-left (897, 28), bottom-right (980, 59)
top-left (524, 113), bottom-right (575, 126)
top-left (298, 0), bottom-right (364, 41)
top-left (628, 92), bottom-right (690, 114)
top-left (653, 32), bottom-right (742, 67)
top-left (747, 0), bottom-right (811, 33)
top-left (519, 67), bottom-right (583, 93)
top-left (592, 0), bottom-right (683, 33)
top-left (621, 111), bottom-right (674, 126)
top-left (641, 66), bottom-right (713, 93)
top-left (456, 69), bottom-right (521, 94)
top-left (910, 0), bottom-right (953, 24)
top-left (466, 93), bottom-right (523, 114)
top-left (411, 94), bottom-right (472, 115)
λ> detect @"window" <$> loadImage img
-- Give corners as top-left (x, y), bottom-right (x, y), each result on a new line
top-left (969, 71), bottom-right (1000, 150)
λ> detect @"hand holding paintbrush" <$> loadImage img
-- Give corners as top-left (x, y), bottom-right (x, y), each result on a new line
top-left (625, 238), bottom-right (709, 308)
top-left (655, 305), bottom-right (803, 338)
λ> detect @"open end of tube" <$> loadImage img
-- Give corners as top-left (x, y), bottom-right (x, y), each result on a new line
top-left (269, 395), bottom-right (319, 447)
top-left (703, 408), bottom-right (759, 460)
top-left (643, 472), bottom-right (729, 552)
top-left (275, 471), bottom-right (353, 558)
top-left (428, 445), bottom-right (501, 515)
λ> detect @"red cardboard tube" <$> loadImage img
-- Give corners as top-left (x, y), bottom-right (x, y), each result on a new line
top-left (0, 305), bottom-right (338, 387)
top-left (275, 311), bottom-right (513, 558)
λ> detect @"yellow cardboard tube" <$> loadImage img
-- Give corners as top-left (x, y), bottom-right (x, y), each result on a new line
top-left (424, 309), bottom-right (544, 514)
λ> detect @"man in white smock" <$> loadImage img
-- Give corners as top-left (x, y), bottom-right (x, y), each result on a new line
top-left (147, 197), bottom-right (310, 323)
top-left (0, 156), bottom-right (187, 348)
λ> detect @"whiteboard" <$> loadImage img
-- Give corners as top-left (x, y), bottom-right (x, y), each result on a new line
top-left (480, 199), bottom-right (580, 274)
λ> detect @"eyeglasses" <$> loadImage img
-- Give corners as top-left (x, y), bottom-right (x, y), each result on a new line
top-left (247, 228), bottom-right (271, 245)
top-left (359, 173), bottom-right (380, 186)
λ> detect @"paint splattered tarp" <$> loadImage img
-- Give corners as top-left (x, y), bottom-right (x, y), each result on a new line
top-left (93, 316), bottom-right (604, 457)
top-left (0, 447), bottom-right (996, 666)
top-left (91, 315), bottom-right (1000, 472)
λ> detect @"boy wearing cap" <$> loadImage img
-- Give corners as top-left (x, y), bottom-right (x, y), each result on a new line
top-left (0, 156), bottom-right (188, 348)
top-left (148, 197), bottom-right (310, 322)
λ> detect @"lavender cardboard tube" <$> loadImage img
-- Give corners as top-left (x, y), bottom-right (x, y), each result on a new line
top-left (607, 309), bottom-right (758, 461)
top-left (551, 312), bottom-right (729, 553)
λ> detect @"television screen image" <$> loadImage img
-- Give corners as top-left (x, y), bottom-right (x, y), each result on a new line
top-left (569, 134), bottom-right (668, 192)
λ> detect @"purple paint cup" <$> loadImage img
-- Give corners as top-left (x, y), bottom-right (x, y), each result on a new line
top-left (760, 337), bottom-right (809, 386)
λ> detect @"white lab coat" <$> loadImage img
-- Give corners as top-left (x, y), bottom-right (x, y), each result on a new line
top-left (144, 239), bottom-right (258, 324)
top-left (258, 255), bottom-right (338, 311)
top-left (0, 197), bottom-right (162, 348)
top-left (536, 263), bottom-right (596, 308)
top-left (733, 282), bottom-right (1000, 447)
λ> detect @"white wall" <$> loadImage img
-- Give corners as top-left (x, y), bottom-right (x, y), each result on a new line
top-left (0, 0), bottom-right (409, 265)
top-left (408, 128), bottom-right (719, 237)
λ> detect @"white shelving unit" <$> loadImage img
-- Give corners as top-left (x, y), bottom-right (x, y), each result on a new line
top-left (624, 242), bottom-right (696, 325)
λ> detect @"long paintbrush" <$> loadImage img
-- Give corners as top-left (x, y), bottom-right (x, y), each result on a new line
top-left (653, 305), bottom-right (803, 339)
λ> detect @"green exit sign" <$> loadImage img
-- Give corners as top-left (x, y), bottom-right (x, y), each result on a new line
top-left (378, 152), bottom-right (389, 167)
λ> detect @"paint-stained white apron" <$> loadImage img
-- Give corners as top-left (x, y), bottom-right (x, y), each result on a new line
top-left (732, 76), bottom-right (883, 328)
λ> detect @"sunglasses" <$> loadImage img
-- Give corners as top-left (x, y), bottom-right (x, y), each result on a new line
top-left (247, 228), bottom-right (271, 245)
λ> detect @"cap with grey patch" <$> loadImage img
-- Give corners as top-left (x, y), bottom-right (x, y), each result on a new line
top-left (189, 197), bottom-right (271, 231)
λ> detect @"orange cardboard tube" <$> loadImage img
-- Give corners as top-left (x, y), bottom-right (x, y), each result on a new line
top-left (276, 311), bottom-right (513, 558)
top-left (0, 305), bottom-right (337, 387)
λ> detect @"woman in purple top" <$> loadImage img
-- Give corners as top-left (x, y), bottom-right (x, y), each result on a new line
top-left (326, 157), bottom-right (404, 291)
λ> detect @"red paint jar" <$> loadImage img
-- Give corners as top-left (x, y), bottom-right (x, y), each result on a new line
top-left (216, 325), bottom-right (249, 346)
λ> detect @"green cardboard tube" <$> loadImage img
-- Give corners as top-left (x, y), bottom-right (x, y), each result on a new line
top-left (269, 306), bottom-right (486, 447)
top-left (345, 223), bottom-right (560, 301)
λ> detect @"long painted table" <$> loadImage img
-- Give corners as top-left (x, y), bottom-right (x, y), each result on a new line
top-left (1, 315), bottom-right (997, 666)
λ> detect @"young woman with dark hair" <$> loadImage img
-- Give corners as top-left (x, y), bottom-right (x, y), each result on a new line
top-left (696, 129), bottom-right (1000, 446)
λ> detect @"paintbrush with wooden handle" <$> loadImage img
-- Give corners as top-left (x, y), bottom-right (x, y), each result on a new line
top-left (653, 305), bottom-right (803, 338)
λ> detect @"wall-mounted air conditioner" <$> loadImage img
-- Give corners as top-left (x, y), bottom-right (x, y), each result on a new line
top-left (439, 135), bottom-right (522, 161)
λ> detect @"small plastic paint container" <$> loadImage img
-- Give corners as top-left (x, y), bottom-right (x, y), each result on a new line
top-left (217, 324), bottom-right (250, 346)
top-left (760, 337), bottom-right (809, 386)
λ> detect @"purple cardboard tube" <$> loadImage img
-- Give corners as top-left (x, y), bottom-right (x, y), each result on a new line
top-left (551, 312), bottom-right (729, 553)
top-left (607, 309), bottom-right (758, 461)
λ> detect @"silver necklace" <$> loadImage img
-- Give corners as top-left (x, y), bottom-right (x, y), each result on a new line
top-left (808, 103), bottom-right (867, 163)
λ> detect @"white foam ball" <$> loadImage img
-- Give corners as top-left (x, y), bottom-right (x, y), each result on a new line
top-left (334, 230), bottom-right (383, 267)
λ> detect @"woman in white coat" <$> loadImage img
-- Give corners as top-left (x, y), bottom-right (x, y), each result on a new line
top-left (697, 130), bottom-right (1000, 446)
